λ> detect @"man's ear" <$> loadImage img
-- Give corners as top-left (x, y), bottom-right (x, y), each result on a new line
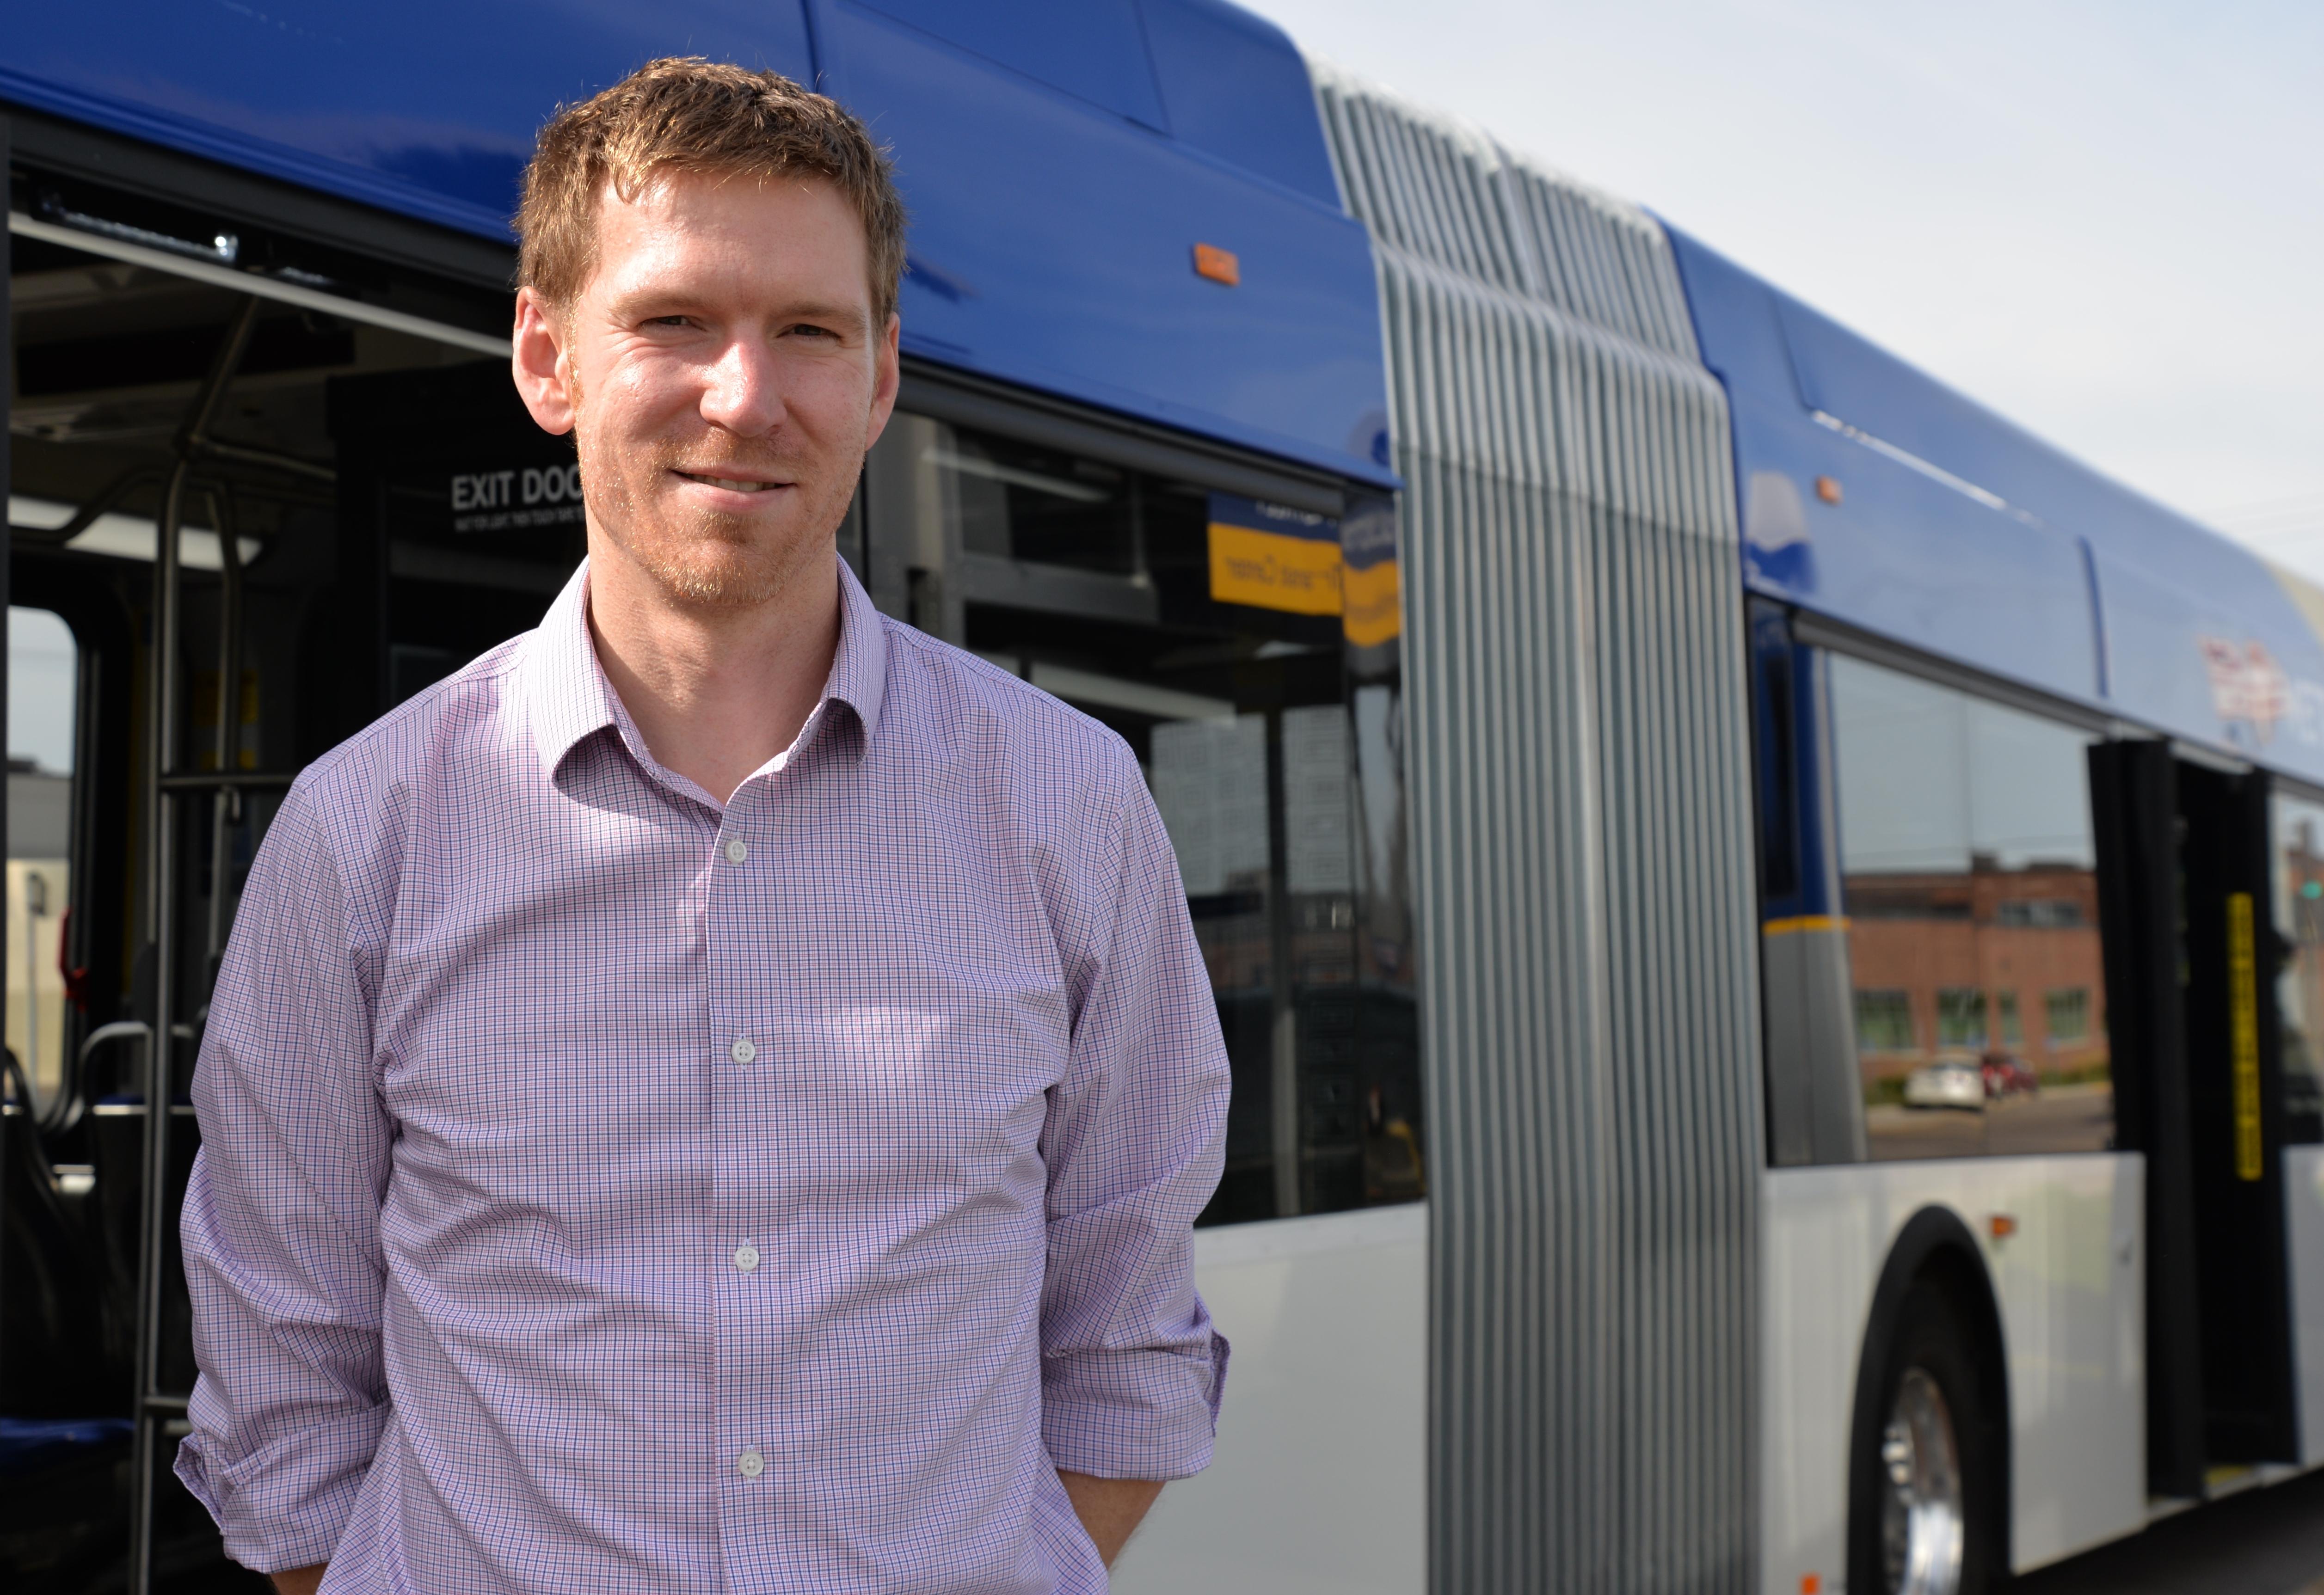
top-left (861, 311), bottom-right (903, 454)
top-left (512, 287), bottom-right (576, 436)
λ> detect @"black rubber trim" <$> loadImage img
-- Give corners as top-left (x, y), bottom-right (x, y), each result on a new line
top-left (4, 104), bottom-right (515, 291)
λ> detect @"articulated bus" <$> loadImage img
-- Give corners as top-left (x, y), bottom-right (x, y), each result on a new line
top-left (2, 5), bottom-right (2320, 1594)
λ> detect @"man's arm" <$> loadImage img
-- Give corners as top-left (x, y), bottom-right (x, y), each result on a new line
top-left (175, 784), bottom-right (395, 1577)
top-left (271, 1568), bottom-right (326, 1595)
top-left (1036, 742), bottom-right (1233, 1520)
top-left (1058, 1472), bottom-right (1166, 1567)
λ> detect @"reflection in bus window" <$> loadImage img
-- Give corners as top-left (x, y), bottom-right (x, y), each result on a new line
top-left (2271, 793), bottom-right (2324, 1143)
top-left (1827, 656), bottom-right (2112, 1160)
top-left (864, 411), bottom-right (1420, 1223)
top-left (937, 429), bottom-right (1138, 574)
top-left (8, 607), bottom-right (77, 1113)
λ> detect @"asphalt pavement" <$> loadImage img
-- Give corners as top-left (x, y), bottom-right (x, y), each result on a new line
top-left (1864, 1084), bottom-right (2116, 1162)
top-left (2013, 1467), bottom-right (2324, 1594)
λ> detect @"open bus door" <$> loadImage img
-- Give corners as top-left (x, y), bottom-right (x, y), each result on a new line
top-left (2178, 756), bottom-right (2302, 1470)
top-left (1, 127), bottom-right (529, 1583)
top-left (2092, 740), bottom-right (2302, 1499)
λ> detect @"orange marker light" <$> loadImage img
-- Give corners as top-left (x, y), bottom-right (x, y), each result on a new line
top-left (1814, 475), bottom-right (1843, 505)
top-left (1989, 1214), bottom-right (2018, 1240)
top-left (1193, 242), bottom-right (1241, 286)
top-left (1801, 1576), bottom-right (1821, 1594)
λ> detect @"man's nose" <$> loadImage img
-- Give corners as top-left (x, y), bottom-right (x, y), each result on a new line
top-left (699, 336), bottom-right (787, 435)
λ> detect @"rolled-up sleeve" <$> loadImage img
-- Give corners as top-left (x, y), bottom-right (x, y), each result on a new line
top-left (175, 784), bottom-right (393, 1572)
top-left (1038, 744), bottom-right (1233, 1481)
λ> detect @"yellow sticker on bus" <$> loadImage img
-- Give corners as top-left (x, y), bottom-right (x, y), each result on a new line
top-left (2229, 890), bottom-right (2263, 1182)
top-left (1341, 554), bottom-right (1401, 649)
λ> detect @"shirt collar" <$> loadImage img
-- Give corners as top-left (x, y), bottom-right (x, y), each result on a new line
top-left (519, 553), bottom-right (889, 786)
top-left (825, 552), bottom-right (889, 746)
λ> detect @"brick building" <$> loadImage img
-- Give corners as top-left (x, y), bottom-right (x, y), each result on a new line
top-left (1845, 857), bottom-right (2108, 1086)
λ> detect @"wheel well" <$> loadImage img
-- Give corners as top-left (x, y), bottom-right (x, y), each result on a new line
top-left (1845, 1204), bottom-right (2013, 1577)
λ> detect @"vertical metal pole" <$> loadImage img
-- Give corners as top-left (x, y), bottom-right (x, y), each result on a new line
top-left (206, 491), bottom-right (242, 964)
top-left (1266, 709), bottom-right (1299, 1217)
top-left (129, 454), bottom-right (191, 1595)
top-left (129, 298), bottom-right (258, 1595)
top-left (23, 873), bottom-right (42, 1087)
top-left (0, 110), bottom-right (16, 1417)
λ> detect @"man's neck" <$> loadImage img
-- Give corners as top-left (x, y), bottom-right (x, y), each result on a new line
top-left (583, 537), bottom-right (843, 804)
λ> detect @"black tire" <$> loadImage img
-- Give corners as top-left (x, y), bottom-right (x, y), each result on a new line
top-left (1849, 1281), bottom-right (2005, 1595)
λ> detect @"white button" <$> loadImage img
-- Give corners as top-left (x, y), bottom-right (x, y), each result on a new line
top-left (730, 1037), bottom-right (757, 1065)
top-left (724, 838), bottom-right (748, 865)
top-left (733, 1243), bottom-right (760, 1274)
top-left (737, 1448), bottom-right (765, 1479)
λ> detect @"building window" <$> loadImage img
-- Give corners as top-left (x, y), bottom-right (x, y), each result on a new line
top-left (1997, 990), bottom-right (2022, 1046)
top-left (1936, 988), bottom-right (1987, 1049)
top-left (1854, 988), bottom-right (1915, 1053)
top-left (2045, 988), bottom-right (2090, 1046)
top-left (1994, 898), bottom-right (2084, 928)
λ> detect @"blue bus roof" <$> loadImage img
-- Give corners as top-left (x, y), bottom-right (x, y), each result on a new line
top-left (14, 6), bottom-right (2304, 775)
top-left (1667, 225), bottom-right (2324, 790)
top-left (0, 0), bottom-right (1392, 488)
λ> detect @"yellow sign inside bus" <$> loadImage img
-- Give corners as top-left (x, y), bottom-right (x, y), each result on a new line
top-left (1205, 492), bottom-right (1401, 646)
top-left (1207, 518), bottom-right (1342, 616)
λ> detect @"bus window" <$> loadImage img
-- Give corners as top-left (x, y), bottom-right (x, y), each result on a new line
top-left (1826, 655), bottom-right (2112, 1160)
top-left (863, 408), bottom-right (1419, 1223)
top-left (2271, 792), bottom-right (2324, 1143)
top-left (7, 607), bottom-right (78, 1115)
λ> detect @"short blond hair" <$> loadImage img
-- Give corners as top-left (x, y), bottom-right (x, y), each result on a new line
top-left (518, 57), bottom-right (907, 325)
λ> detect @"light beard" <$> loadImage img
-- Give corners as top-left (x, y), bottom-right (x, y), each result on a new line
top-left (576, 423), bottom-right (852, 611)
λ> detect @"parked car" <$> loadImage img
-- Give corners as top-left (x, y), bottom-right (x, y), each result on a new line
top-left (1902, 1057), bottom-right (1987, 1111)
top-left (1980, 1050), bottom-right (2041, 1099)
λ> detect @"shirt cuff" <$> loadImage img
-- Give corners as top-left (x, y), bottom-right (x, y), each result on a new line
top-left (175, 1398), bottom-right (388, 1573)
top-left (1042, 1330), bottom-right (1229, 1480)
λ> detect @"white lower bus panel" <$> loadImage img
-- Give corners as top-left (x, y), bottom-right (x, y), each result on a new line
top-left (1761, 1156), bottom-right (2146, 1593)
top-left (1109, 1202), bottom-right (1426, 1595)
top-left (2288, 1146), bottom-right (2324, 1468)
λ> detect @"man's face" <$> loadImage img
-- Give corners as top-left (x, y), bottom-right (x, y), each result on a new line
top-left (517, 169), bottom-right (899, 608)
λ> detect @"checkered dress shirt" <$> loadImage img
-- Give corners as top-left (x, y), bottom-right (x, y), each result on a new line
top-left (175, 558), bottom-right (1230, 1593)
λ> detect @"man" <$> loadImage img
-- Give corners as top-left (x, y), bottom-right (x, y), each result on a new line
top-left (176, 59), bottom-right (1230, 1594)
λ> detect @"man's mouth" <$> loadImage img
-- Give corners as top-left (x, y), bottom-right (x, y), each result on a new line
top-left (674, 470), bottom-right (788, 493)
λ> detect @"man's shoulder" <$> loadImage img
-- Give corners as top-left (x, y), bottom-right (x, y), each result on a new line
top-left (879, 616), bottom-right (1139, 786)
top-left (286, 634), bottom-right (533, 822)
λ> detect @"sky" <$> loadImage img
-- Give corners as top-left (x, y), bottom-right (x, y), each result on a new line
top-left (1241, 0), bottom-right (2324, 580)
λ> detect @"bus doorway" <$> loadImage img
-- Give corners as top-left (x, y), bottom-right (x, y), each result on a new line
top-left (3, 164), bottom-right (527, 1590)
top-left (2093, 742), bottom-right (2302, 1499)
top-left (2176, 758), bottom-right (2300, 1471)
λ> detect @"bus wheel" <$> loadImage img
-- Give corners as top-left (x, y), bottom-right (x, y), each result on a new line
top-left (1855, 1283), bottom-right (2000, 1595)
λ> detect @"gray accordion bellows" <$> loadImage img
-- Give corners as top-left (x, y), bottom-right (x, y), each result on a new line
top-left (1311, 62), bottom-right (1765, 1593)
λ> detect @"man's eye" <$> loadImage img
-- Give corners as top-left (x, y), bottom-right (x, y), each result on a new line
top-left (792, 324), bottom-right (835, 340)
top-left (647, 315), bottom-right (693, 329)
